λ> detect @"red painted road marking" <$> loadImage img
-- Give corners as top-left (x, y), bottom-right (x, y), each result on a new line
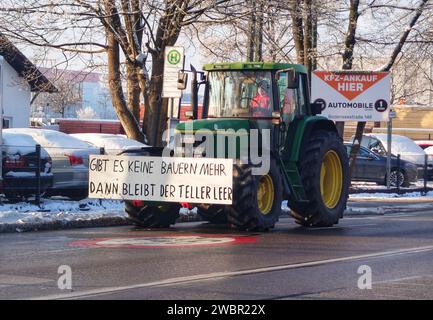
top-left (69, 234), bottom-right (257, 248)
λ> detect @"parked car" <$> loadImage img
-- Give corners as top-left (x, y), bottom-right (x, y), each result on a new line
top-left (1, 131), bottom-right (53, 200)
top-left (425, 146), bottom-right (433, 156)
top-left (415, 140), bottom-right (433, 150)
top-left (345, 143), bottom-right (418, 187)
top-left (5, 128), bottom-right (99, 200)
top-left (351, 133), bottom-right (433, 180)
top-left (71, 133), bottom-right (148, 155)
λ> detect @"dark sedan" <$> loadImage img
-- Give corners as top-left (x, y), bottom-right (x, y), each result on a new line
top-left (345, 144), bottom-right (418, 187)
top-left (1, 132), bottom-right (53, 200)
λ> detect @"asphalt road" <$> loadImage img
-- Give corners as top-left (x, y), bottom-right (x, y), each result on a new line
top-left (2, 210), bottom-right (433, 300)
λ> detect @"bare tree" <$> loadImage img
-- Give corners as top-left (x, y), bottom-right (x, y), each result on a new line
top-left (32, 76), bottom-right (83, 118)
top-left (0, 0), bottom-right (232, 146)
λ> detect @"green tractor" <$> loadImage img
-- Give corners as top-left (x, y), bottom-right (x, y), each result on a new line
top-left (124, 62), bottom-right (350, 230)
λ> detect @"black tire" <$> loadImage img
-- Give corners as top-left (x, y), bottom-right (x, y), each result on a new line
top-left (227, 157), bottom-right (283, 231)
top-left (125, 201), bottom-right (180, 228)
top-left (67, 189), bottom-right (88, 201)
top-left (4, 191), bottom-right (23, 203)
top-left (289, 130), bottom-right (349, 227)
top-left (196, 204), bottom-right (228, 224)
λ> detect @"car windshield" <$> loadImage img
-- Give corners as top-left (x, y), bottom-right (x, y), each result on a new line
top-left (207, 71), bottom-right (274, 118)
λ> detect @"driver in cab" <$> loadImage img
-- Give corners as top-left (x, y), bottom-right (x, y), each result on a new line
top-left (250, 81), bottom-right (272, 117)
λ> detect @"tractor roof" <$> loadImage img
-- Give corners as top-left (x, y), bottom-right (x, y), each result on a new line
top-left (203, 62), bottom-right (307, 73)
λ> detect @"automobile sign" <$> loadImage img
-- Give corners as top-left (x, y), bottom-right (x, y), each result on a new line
top-left (311, 71), bottom-right (391, 122)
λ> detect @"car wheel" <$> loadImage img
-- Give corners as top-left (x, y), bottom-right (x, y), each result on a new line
top-left (389, 169), bottom-right (407, 187)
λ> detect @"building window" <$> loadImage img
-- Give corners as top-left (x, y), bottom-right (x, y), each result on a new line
top-left (3, 118), bottom-right (12, 129)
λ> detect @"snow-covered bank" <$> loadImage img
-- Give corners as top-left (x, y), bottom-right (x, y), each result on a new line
top-left (0, 199), bottom-right (126, 226)
top-left (350, 191), bottom-right (433, 200)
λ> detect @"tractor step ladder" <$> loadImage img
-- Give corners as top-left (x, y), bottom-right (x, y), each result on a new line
top-left (281, 160), bottom-right (308, 203)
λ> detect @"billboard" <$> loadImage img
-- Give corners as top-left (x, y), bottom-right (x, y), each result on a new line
top-left (311, 71), bottom-right (391, 122)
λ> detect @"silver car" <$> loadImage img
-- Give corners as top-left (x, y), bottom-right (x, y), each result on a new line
top-left (5, 128), bottom-right (99, 199)
top-left (71, 133), bottom-right (148, 155)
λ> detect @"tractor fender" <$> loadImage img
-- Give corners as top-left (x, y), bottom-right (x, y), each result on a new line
top-left (300, 118), bottom-right (338, 153)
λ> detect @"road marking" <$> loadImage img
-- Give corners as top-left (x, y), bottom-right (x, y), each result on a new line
top-left (29, 244), bottom-right (433, 300)
top-left (0, 274), bottom-right (53, 286)
top-left (69, 234), bottom-right (257, 248)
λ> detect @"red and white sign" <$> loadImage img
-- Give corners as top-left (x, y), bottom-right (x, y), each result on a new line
top-left (311, 71), bottom-right (391, 122)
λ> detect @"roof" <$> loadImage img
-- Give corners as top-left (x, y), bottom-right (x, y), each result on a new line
top-left (0, 33), bottom-right (57, 93)
top-left (203, 62), bottom-right (308, 73)
top-left (39, 67), bottom-right (101, 84)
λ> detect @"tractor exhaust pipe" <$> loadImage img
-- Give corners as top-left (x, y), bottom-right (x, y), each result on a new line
top-left (191, 64), bottom-right (199, 120)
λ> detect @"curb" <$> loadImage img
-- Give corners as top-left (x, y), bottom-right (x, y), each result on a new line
top-left (0, 213), bottom-right (204, 234)
top-left (0, 217), bottom-right (130, 234)
top-left (345, 201), bottom-right (433, 216)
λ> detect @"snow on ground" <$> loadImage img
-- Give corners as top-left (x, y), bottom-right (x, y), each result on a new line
top-left (350, 191), bottom-right (433, 199)
top-left (351, 180), bottom-right (433, 191)
top-left (0, 198), bottom-right (125, 225)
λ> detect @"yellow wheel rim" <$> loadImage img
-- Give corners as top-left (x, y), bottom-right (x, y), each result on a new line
top-left (257, 175), bottom-right (274, 215)
top-left (320, 150), bottom-right (343, 209)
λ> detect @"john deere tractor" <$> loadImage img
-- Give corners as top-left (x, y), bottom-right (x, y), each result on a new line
top-left (124, 62), bottom-right (350, 230)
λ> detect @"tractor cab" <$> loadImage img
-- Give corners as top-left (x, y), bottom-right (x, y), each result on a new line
top-left (200, 63), bottom-right (313, 122)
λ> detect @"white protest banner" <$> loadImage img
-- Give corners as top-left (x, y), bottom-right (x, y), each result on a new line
top-left (162, 46), bottom-right (185, 98)
top-left (88, 155), bottom-right (233, 205)
top-left (311, 71), bottom-right (391, 122)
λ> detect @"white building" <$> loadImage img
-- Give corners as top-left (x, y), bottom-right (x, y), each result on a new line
top-left (0, 33), bottom-right (56, 128)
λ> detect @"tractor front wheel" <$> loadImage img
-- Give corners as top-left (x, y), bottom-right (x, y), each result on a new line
top-left (196, 204), bottom-right (228, 224)
top-left (227, 157), bottom-right (282, 231)
top-left (125, 201), bottom-right (180, 228)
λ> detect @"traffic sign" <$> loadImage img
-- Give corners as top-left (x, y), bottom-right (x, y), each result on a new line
top-left (162, 46), bottom-right (185, 98)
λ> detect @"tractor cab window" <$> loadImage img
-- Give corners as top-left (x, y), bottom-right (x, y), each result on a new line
top-left (278, 72), bottom-right (308, 122)
top-left (207, 71), bottom-right (274, 118)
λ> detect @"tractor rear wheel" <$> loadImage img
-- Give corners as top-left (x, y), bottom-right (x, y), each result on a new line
top-left (290, 130), bottom-right (349, 227)
top-left (227, 157), bottom-right (282, 231)
top-left (125, 201), bottom-right (180, 228)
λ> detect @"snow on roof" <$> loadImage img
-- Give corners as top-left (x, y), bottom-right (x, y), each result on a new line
top-left (4, 128), bottom-right (98, 156)
top-left (425, 146), bottom-right (433, 156)
top-left (2, 131), bottom-right (50, 157)
top-left (71, 133), bottom-right (148, 155)
top-left (366, 133), bottom-right (428, 165)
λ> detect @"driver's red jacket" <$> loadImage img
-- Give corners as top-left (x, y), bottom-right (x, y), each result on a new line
top-left (250, 94), bottom-right (271, 117)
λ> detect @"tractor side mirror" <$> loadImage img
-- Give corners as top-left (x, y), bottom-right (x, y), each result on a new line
top-left (286, 70), bottom-right (299, 89)
top-left (311, 102), bottom-right (323, 116)
top-left (177, 71), bottom-right (188, 90)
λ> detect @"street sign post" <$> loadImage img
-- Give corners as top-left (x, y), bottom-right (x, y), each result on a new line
top-left (162, 46), bottom-right (185, 144)
top-left (387, 114), bottom-right (393, 189)
top-left (311, 71), bottom-right (391, 122)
